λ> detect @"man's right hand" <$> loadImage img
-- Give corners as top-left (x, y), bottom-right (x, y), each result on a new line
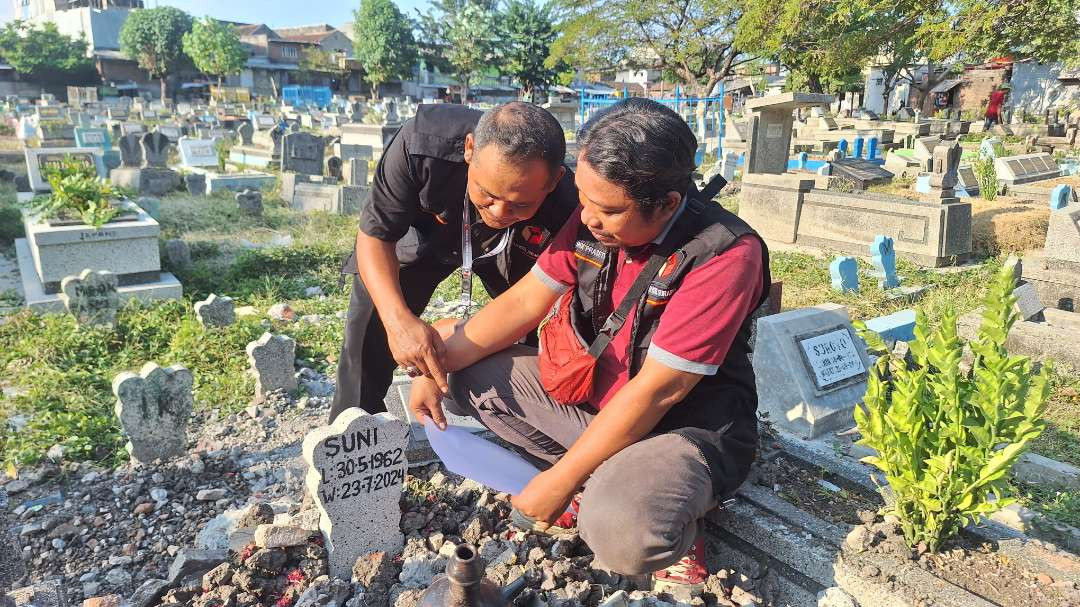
top-left (386, 312), bottom-right (449, 392)
top-left (408, 376), bottom-right (447, 430)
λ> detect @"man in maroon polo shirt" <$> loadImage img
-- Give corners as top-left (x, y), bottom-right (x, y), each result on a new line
top-left (407, 98), bottom-right (770, 594)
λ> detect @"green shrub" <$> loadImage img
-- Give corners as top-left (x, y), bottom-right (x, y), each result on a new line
top-left (854, 263), bottom-right (1052, 552)
top-left (22, 155), bottom-right (126, 229)
top-left (973, 154), bottom-right (998, 202)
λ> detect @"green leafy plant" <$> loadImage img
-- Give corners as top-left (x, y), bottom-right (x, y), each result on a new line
top-left (854, 263), bottom-right (1052, 552)
top-left (23, 156), bottom-right (124, 229)
top-left (214, 138), bottom-right (231, 173)
top-left (973, 155), bottom-right (998, 202)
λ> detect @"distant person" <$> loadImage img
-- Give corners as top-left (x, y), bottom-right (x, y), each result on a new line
top-left (984, 84), bottom-right (1010, 130)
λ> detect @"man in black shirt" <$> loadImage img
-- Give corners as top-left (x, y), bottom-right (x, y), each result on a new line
top-left (330, 102), bottom-right (578, 421)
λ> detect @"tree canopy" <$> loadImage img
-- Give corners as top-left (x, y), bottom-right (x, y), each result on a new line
top-left (418, 0), bottom-right (502, 102)
top-left (549, 0), bottom-right (748, 96)
top-left (182, 17), bottom-right (248, 88)
top-left (353, 0), bottom-right (417, 99)
top-left (0, 21), bottom-right (96, 85)
top-left (500, 0), bottom-right (562, 101)
top-left (119, 6), bottom-right (193, 100)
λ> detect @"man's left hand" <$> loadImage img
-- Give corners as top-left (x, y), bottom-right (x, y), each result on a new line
top-left (511, 468), bottom-right (577, 527)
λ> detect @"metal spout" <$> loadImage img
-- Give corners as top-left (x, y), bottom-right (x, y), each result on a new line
top-left (418, 544), bottom-right (507, 607)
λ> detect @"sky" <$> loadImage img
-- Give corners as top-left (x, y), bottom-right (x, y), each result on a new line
top-left (0, 0), bottom-right (432, 29)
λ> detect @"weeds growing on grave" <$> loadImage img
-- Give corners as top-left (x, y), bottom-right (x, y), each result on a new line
top-left (854, 264), bottom-right (1052, 552)
top-left (22, 155), bottom-right (129, 229)
top-left (974, 141), bottom-right (1004, 202)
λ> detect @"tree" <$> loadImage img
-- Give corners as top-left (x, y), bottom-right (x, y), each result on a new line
top-left (182, 18), bottom-right (247, 89)
top-left (500, 0), bottom-right (560, 102)
top-left (418, 0), bottom-right (502, 102)
top-left (119, 6), bottom-right (193, 101)
top-left (736, 0), bottom-right (889, 94)
top-left (549, 0), bottom-right (749, 97)
top-left (298, 47), bottom-right (352, 90)
top-left (353, 0), bottom-right (417, 99)
top-left (0, 21), bottom-right (96, 85)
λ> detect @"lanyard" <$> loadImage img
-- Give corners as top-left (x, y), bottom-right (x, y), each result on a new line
top-left (460, 192), bottom-right (511, 318)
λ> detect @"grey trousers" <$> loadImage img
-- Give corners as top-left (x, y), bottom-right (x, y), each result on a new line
top-left (447, 345), bottom-right (723, 575)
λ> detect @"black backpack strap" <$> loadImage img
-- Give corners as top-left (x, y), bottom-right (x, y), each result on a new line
top-left (586, 200), bottom-right (705, 359)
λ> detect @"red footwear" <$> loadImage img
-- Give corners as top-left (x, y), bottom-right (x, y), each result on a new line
top-left (652, 535), bottom-right (707, 595)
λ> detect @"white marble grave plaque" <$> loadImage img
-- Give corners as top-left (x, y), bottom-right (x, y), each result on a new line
top-left (796, 326), bottom-right (867, 392)
top-left (303, 409), bottom-right (408, 579)
top-left (179, 138), bottom-right (218, 167)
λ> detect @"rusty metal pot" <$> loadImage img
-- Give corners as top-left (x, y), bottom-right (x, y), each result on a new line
top-left (417, 543), bottom-right (525, 607)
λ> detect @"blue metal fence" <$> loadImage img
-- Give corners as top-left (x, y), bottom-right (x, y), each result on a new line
top-left (577, 84), bottom-right (727, 155)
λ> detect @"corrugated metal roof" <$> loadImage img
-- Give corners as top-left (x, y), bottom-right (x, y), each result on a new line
top-left (930, 79), bottom-right (964, 94)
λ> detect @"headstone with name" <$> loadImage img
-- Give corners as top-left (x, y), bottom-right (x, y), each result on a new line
top-left (107, 106), bottom-right (129, 121)
top-left (120, 122), bottom-right (145, 136)
top-left (752, 304), bottom-right (872, 439)
top-left (993, 152), bottom-right (1061, 186)
top-left (744, 93), bottom-right (832, 175)
top-left (74, 126), bottom-right (110, 150)
top-left (282, 132), bottom-right (326, 175)
top-left (195, 294), bottom-right (236, 327)
top-left (870, 235), bottom-right (900, 289)
top-left (24, 147), bottom-right (105, 191)
top-left (157, 124), bottom-right (182, 141)
top-left (113, 362), bottom-right (194, 464)
top-left (60, 269), bottom-right (119, 328)
top-left (246, 332), bottom-right (298, 402)
top-left (302, 408), bottom-right (408, 579)
top-left (178, 137), bottom-right (219, 168)
top-left (254, 114), bottom-right (276, 130)
top-left (829, 256), bottom-right (859, 293)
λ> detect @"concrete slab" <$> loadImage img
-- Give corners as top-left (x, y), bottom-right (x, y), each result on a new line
top-left (15, 238), bottom-right (182, 312)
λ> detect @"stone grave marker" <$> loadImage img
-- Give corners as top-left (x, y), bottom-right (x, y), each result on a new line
top-left (829, 256), bottom-right (859, 293)
top-left (74, 126), bottom-right (110, 150)
top-left (113, 362), bottom-right (194, 464)
top-left (164, 238), bottom-right (190, 269)
top-left (346, 158), bottom-right (368, 186)
top-left (302, 408), bottom-right (408, 580)
top-left (721, 151), bottom-right (738, 182)
top-left (246, 332), bottom-right (298, 402)
top-left (326, 155), bottom-right (343, 181)
top-left (178, 137), bottom-right (219, 168)
top-left (195, 294), bottom-right (236, 327)
top-left (185, 173), bottom-right (206, 195)
top-left (752, 303), bottom-right (872, 439)
top-left (59, 269), bottom-right (119, 328)
top-left (140, 132), bottom-right (171, 168)
top-left (980, 137), bottom-right (1001, 159)
top-left (1051, 184), bottom-right (1074, 211)
top-left (282, 132), bottom-right (326, 175)
top-left (137, 196), bottom-right (161, 220)
top-left (24, 147), bottom-right (105, 191)
top-left (157, 124), bottom-right (182, 141)
top-left (254, 114), bottom-right (276, 130)
top-left (1044, 205), bottom-right (1080, 270)
top-left (744, 93), bottom-right (832, 175)
top-left (829, 159), bottom-right (894, 189)
top-left (120, 122), bottom-right (145, 136)
top-left (870, 235), bottom-right (900, 289)
top-left (236, 122), bottom-right (254, 146)
top-left (913, 136), bottom-right (940, 170)
top-left (1013, 282), bottom-right (1045, 321)
top-left (118, 133), bottom-right (143, 167)
top-left (853, 137), bottom-right (865, 159)
top-left (107, 106), bottom-right (129, 121)
top-left (993, 152), bottom-right (1061, 186)
top-left (956, 165), bottom-right (979, 195)
top-left (924, 140), bottom-right (961, 199)
top-left (236, 188), bottom-right (263, 215)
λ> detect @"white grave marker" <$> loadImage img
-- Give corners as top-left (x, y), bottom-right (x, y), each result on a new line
top-left (303, 409), bottom-right (408, 579)
top-left (178, 137), bottom-right (219, 168)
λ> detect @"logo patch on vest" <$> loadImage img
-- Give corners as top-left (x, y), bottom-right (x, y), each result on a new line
top-left (521, 225), bottom-right (548, 246)
top-left (574, 239), bottom-right (605, 268)
top-left (647, 251), bottom-right (686, 307)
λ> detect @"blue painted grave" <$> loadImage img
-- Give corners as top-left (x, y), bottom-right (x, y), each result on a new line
top-left (870, 235), bottom-right (900, 289)
top-left (829, 256), bottom-right (859, 293)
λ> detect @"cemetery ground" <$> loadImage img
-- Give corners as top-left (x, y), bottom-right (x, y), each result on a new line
top-left (4, 183), bottom-right (1080, 605)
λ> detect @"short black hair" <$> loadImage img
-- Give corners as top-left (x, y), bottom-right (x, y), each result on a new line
top-left (577, 98), bottom-right (697, 217)
top-left (473, 101), bottom-right (566, 176)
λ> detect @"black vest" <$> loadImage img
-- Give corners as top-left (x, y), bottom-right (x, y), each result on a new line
top-left (568, 197), bottom-right (771, 492)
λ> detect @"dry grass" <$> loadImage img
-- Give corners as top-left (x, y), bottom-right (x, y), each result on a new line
top-left (970, 198), bottom-right (1049, 256)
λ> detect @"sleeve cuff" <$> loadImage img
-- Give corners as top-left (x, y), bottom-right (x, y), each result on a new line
top-left (648, 343), bottom-right (719, 375)
top-left (531, 265), bottom-right (571, 294)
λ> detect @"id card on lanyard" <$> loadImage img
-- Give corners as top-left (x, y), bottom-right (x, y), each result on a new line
top-left (460, 192), bottom-right (510, 319)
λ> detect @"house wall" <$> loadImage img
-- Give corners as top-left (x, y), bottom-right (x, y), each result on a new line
top-left (1010, 62), bottom-right (1080, 113)
top-left (269, 42), bottom-right (303, 63)
top-left (954, 69), bottom-right (1008, 116)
